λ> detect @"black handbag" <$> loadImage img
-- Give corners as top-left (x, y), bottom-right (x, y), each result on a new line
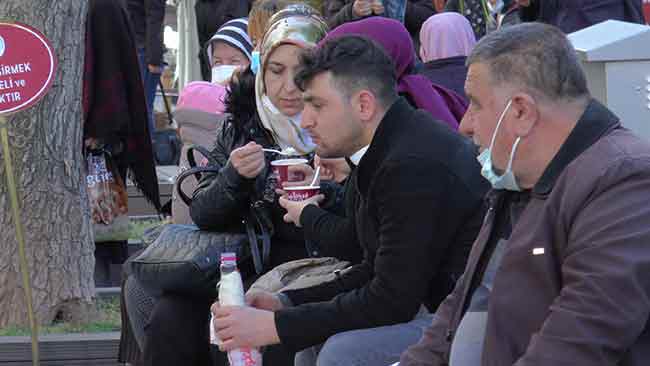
top-left (130, 145), bottom-right (271, 296)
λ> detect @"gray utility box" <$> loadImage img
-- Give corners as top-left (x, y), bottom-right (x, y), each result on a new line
top-left (568, 20), bottom-right (650, 141)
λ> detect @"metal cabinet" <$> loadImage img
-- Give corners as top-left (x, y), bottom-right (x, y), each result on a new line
top-left (568, 20), bottom-right (650, 141)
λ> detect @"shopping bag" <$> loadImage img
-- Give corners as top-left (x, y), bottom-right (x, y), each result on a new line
top-left (86, 150), bottom-right (130, 242)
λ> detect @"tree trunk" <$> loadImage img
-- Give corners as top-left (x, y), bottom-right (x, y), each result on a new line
top-left (0, 0), bottom-right (94, 327)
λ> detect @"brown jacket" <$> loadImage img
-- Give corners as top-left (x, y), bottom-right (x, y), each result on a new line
top-left (401, 99), bottom-right (650, 366)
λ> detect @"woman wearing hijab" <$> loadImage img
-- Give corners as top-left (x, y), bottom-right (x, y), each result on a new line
top-left (129, 7), bottom-right (333, 366)
top-left (417, 12), bottom-right (476, 99)
top-left (323, 17), bottom-right (467, 130)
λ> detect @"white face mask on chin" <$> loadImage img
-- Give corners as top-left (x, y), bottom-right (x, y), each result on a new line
top-left (211, 65), bottom-right (239, 85)
top-left (476, 99), bottom-right (522, 191)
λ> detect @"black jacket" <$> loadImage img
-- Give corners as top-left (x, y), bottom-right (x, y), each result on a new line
top-left (325, 0), bottom-right (435, 45)
top-left (126, 0), bottom-right (166, 66)
top-left (301, 167), bottom-right (363, 264)
top-left (519, 0), bottom-right (644, 34)
top-left (418, 56), bottom-right (469, 101)
top-left (195, 0), bottom-right (251, 81)
top-left (274, 98), bottom-right (488, 352)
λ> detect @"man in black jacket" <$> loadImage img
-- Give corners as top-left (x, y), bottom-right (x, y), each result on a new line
top-left (212, 35), bottom-right (487, 366)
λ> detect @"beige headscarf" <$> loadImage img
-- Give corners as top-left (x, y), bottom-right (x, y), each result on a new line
top-left (254, 5), bottom-right (328, 155)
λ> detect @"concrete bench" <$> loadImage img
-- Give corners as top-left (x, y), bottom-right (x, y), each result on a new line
top-left (0, 332), bottom-right (121, 365)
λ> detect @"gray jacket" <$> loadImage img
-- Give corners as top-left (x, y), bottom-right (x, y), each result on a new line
top-left (401, 99), bottom-right (650, 366)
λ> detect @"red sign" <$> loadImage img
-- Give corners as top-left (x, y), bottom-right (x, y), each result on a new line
top-left (0, 22), bottom-right (56, 115)
top-left (644, 0), bottom-right (650, 25)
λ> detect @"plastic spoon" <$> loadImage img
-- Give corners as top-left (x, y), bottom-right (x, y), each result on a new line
top-left (262, 147), bottom-right (297, 156)
top-left (310, 166), bottom-right (321, 187)
top-left (262, 148), bottom-right (290, 155)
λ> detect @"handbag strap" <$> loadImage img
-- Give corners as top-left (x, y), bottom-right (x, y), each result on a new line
top-left (176, 144), bottom-right (221, 205)
top-left (246, 203), bottom-right (272, 274)
top-left (186, 144), bottom-right (216, 170)
top-left (176, 165), bottom-right (220, 206)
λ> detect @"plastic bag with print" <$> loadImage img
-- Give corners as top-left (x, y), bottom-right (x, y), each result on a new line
top-left (86, 150), bottom-right (130, 242)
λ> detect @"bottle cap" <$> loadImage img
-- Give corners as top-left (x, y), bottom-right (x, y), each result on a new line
top-left (221, 252), bottom-right (237, 264)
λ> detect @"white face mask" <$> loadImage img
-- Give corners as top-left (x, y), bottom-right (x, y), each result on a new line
top-left (476, 99), bottom-right (522, 191)
top-left (211, 65), bottom-right (239, 85)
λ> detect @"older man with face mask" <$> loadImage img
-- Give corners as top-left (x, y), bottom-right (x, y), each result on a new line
top-left (399, 22), bottom-right (650, 366)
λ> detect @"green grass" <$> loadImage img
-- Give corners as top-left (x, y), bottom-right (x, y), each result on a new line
top-left (128, 218), bottom-right (163, 241)
top-left (0, 297), bottom-right (121, 336)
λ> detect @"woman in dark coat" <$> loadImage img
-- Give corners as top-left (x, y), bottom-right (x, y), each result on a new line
top-left (122, 8), bottom-right (357, 366)
top-left (84, 0), bottom-right (161, 287)
top-left (417, 12), bottom-right (476, 100)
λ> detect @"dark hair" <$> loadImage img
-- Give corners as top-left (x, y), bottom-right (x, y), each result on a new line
top-left (467, 22), bottom-right (589, 102)
top-left (224, 67), bottom-right (257, 140)
top-left (294, 35), bottom-right (398, 107)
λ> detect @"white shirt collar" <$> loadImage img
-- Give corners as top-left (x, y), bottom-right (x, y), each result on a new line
top-left (349, 145), bottom-right (369, 166)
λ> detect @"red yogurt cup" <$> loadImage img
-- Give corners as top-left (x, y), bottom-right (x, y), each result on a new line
top-left (284, 186), bottom-right (320, 201)
top-left (271, 158), bottom-right (308, 187)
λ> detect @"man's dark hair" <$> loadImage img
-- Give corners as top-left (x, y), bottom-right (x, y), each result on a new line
top-left (467, 22), bottom-right (589, 102)
top-left (295, 35), bottom-right (398, 107)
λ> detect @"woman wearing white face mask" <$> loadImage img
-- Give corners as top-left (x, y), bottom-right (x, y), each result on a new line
top-left (206, 17), bottom-right (253, 85)
top-left (118, 18), bottom-right (256, 365)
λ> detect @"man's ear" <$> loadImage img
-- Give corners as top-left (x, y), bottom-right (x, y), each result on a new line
top-left (355, 90), bottom-right (377, 123)
top-left (511, 93), bottom-right (538, 138)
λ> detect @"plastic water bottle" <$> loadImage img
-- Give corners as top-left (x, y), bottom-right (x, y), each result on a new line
top-left (210, 252), bottom-right (262, 366)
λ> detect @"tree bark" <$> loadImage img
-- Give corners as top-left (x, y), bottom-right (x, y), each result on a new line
top-left (0, 0), bottom-right (94, 327)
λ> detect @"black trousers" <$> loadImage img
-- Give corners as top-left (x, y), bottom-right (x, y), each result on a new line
top-left (142, 241), bottom-right (306, 366)
top-left (143, 293), bottom-right (214, 366)
top-left (142, 291), bottom-right (296, 366)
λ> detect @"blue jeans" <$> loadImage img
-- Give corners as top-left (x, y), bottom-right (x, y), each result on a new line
top-left (137, 49), bottom-right (162, 139)
top-left (294, 309), bottom-right (434, 366)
